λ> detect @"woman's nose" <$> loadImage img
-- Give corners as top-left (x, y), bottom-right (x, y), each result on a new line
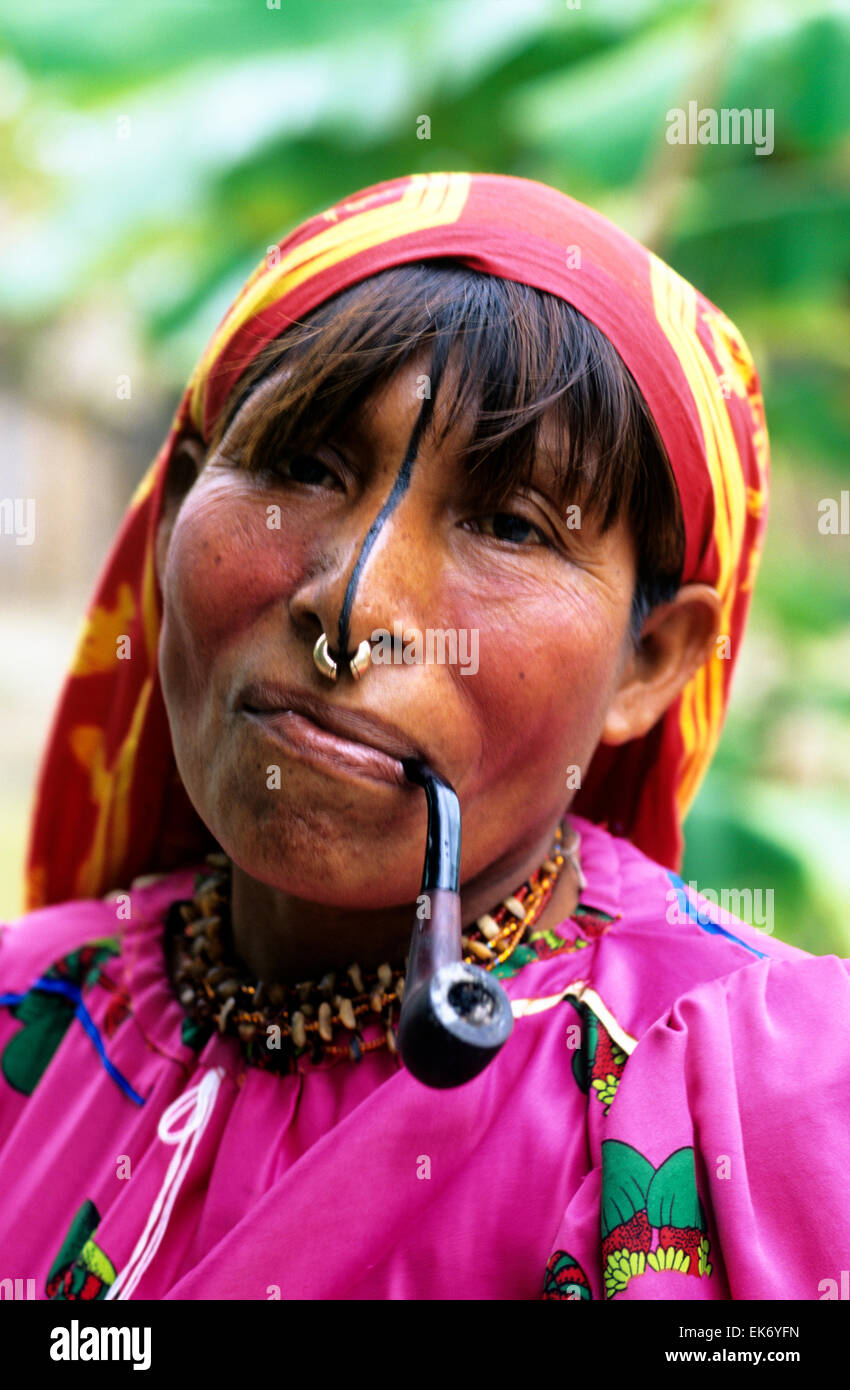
top-left (289, 359), bottom-right (452, 678)
top-left (288, 500), bottom-right (437, 680)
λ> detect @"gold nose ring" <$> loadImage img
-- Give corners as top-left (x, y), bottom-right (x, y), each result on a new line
top-left (349, 639), bottom-right (371, 681)
top-left (312, 633), bottom-right (337, 681)
top-left (313, 633), bottom-right (372, 682)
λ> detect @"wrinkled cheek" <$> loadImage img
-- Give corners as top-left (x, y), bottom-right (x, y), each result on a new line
top-left (158, 483), bottom-right (308, 699)
top-left (464, 591), bottom-right (621, 785)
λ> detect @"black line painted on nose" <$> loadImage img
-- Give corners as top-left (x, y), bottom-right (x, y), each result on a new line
top-left (334, 343), bottom-right (450, 661)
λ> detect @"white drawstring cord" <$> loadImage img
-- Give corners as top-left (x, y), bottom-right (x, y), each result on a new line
top-left (563, 825), bottom-right (587, 892)
top-left (106, 1066), bottom-right (225, 1300)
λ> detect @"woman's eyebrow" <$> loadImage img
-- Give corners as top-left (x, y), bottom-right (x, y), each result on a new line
top-left (533, 431), bottom-right (596, 506)
top-left (215, 366), bottom-right (297, 451)
top-left (533, 427), bottom-right (570, 480)
top-left (219, 379), bottom-right (377, 465)
top-left (462, 440), bottom-right (569, 508)
top-left (213, 397), bottom-right (269, 456)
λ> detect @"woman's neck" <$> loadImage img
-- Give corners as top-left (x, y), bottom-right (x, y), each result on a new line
top-left (228, 822), bottom-right (581, 986)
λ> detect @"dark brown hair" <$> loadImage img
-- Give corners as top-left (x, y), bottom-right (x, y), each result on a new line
top-left (206, 261), bottom-right (685, 641)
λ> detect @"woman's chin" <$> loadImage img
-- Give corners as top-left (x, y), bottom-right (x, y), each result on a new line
top-left (206, 806), bottom-right (424, 906)
top-left (230, 855), bottom-right (424, 914)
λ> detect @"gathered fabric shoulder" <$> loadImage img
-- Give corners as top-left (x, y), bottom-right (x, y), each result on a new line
top-left (564, 951), bottom-right (850, 1300)
top-left (539, 824), bottom-right (850, 1301)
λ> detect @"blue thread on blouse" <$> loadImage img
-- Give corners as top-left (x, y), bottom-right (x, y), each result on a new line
top-left (666, 872), bottom-right (767, 960)
top-left (0, 975), bottom-right (145, 1106)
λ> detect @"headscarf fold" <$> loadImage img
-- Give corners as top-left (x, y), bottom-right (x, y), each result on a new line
top-left (24, 171), bottom-right (769, 908)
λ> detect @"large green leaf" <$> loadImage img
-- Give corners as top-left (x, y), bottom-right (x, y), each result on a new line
top-left (600, 1140), bottom-right (655, 1238)
top-left (646, 1148), bottom-right (704, 1231)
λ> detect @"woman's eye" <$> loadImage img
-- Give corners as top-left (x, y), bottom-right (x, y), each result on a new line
top-left (472, 512), bottom-right (546, 546)
top-left (276, 454), bottom-right (338, 486)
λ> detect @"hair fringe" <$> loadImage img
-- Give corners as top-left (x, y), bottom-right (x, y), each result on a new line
top-left (205, 261), bottom-right (685, 638)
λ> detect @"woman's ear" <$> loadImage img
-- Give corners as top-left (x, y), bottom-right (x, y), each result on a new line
top-left (600, 583), bottom-right (723, 745)
top-left (154, 431), bottom-right (206, 587)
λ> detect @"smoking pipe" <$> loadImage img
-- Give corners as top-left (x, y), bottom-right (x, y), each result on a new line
top-left (398, 758), bottom-right (514, 1088)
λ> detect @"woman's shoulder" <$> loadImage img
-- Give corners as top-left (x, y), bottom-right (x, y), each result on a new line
top-left (566, 815), bottom-right (850, 1301)
top-left (570, 815), bottom-right (817, 1042)
top-left (582, 950), bottom-right (850, 1299)
top-left (652, 946), bottom-right (850, 1048)
top-left (0, 898), bottom-right (124, 995)
top-left (0, 865), bottom-right (201, 993)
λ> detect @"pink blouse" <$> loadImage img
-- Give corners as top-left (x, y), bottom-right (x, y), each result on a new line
top-left (1, 815), bottom-right (848, 1301)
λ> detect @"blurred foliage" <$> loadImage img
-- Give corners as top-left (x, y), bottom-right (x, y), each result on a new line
top-left (0, 0), bottom-right (848, 949)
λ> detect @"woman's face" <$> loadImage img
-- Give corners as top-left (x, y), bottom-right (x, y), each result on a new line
top-left (158, 351), bottom-right (639, 908)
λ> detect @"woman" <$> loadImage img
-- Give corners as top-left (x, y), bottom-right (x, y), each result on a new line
top-left (1, 171), bottom-right (848, 1301)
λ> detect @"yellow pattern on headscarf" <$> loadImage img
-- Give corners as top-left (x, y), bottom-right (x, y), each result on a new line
top-left (70, 583), bottom-right (137, 677)
top-left (68, 677), bottom-right (156, 898)
top-left (128, 459), bottom-right (160, 512)
top-left (649, 255), bottom-right (748, 817)
top-left (187, 172), bottom-right (472, 434)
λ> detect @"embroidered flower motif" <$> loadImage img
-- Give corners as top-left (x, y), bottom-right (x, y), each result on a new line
top-left (600, 1141), bottom-right (714, 1298)
top-left (604, 1248), bottom-right (647, 1297)
top-left (494, 911), bottom-right (616, 982)
top-left (657, 1223), bottom-right (702, 1273)
top-left (541, 1250), bottom-right (593, 1300)
top-left (1, 940), bottom-right (123, 1096)
top-left (565, 998), bottom-right (628, 1112)
top-left (46, 1200), bottom-right (116, 1301)
top-left (647, 1245), bottom-right (690, 1274)
top-left (599, 1172), bottom-right (659, 1297)
top-left (591, 1073), bottom-right (620, 1111)
top-left (491, 944), bottom-right (539, 981)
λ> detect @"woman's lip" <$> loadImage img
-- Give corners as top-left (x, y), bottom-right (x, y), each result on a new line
top-left (238, 681), bottom-right (421, 761)
top-left (243, 709), bottom-right (411, 787)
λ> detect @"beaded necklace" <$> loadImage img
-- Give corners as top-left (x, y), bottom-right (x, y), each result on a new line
top-left (166, 818), bottom-right (583, 1075)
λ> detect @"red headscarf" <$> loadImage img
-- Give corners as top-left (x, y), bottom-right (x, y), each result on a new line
top-left (24, 171), bottom-right (769, 908)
